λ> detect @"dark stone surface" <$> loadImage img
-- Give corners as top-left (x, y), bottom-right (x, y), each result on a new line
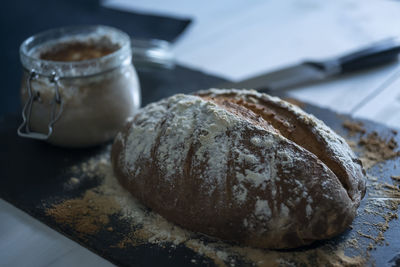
top-left (1, 63), bottom-right (400, 266)
top-left (1, 1), bottom-right (400, 266)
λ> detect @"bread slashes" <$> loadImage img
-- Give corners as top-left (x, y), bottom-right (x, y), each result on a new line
top-left (111, 89), bottom-right (366, 249)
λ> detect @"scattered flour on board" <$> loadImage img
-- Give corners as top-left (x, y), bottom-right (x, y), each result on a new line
top-left (46, 93), bottom-right (394, 266)
top-left (59, 151), bottom-right (367, 266)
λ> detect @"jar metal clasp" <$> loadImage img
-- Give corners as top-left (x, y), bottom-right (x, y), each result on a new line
top-left (17, 70), bottom-right (64, 140)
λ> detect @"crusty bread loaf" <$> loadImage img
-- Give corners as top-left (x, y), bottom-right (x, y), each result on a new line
top-left (111, 89), bottom-right (366, 249)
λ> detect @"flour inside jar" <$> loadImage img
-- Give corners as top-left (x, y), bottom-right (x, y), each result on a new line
top-left (19, 26), bottom-right (141, 147)
top-left (39, 39), bottom-right (120, 62)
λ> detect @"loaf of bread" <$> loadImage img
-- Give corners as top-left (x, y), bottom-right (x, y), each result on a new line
top-left (111, 89), bottom-right (366, 249)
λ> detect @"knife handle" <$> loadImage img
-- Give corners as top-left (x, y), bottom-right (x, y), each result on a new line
top-left (337, 38), bottom-right (400, 73)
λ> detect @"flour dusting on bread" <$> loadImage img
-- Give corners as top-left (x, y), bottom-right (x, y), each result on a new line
top-left (123, 94), bottom-right (281, 196)
top-left (112, 89), bottom-right (366, 249)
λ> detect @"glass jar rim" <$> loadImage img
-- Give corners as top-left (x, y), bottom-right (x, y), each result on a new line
top-left (20, 25), bottom-right (132, 78)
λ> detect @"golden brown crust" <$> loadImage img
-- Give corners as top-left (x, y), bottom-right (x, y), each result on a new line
top-left (111, 89), bottom-right (366, 249)
top-left (197, 90), bottom-right (366, 203)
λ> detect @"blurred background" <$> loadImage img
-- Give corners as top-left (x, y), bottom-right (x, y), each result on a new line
top-left (1, 0), bottom-right (400, 266)
top-left (2, 0), bottom-right (400, 128)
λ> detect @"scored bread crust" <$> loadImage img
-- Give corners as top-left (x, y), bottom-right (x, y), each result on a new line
top-left (111, 89), bottom-right (366, 249)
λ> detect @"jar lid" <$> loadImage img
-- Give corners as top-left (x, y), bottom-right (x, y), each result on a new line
top-left (131, 38), bottom-right (174, 69)
top-left (20, 25), bottom-right (132, 77)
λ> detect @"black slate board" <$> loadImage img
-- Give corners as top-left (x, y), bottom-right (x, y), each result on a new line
top-left (1, 65), bottom-right (400, 267)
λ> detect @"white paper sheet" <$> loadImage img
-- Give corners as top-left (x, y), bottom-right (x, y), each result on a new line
top-left (103, 0), bottom-right (400, 129)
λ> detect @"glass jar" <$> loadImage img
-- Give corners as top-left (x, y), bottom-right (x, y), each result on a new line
top-left (18, 25), bottom-right (141, 147)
